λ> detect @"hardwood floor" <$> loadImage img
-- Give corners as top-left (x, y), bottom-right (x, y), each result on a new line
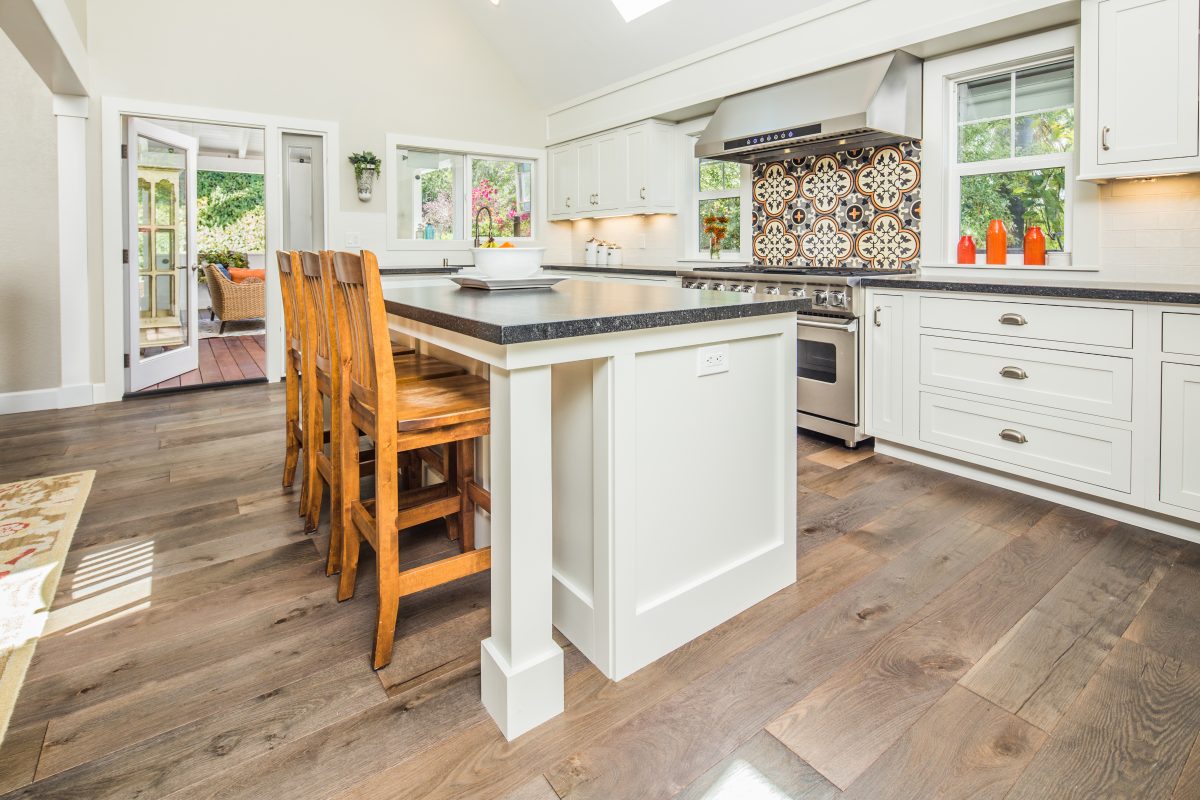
top-left (143, 334), bottom-right (267, 392)
top-left (0, 381), bottom-right (1198, 799)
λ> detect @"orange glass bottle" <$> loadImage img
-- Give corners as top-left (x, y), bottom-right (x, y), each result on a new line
top-left (956, 235), bottom-right (976, 264)
top-left (1024, 226), bottom-right (1046, 266)
top-left (986, 219), bottom-right (1007, 265)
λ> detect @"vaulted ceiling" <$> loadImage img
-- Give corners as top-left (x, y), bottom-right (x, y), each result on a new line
top-left (450, 0), bottom-right (842, 109)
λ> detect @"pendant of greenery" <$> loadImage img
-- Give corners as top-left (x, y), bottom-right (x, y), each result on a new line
top-left (348, 151), bottom-right (382, 178)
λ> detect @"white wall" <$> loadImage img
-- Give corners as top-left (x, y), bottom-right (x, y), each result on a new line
top-left (1097, 175), bottom-right (1200, 284)
top-left (0, 30), bottom-right (61, 395)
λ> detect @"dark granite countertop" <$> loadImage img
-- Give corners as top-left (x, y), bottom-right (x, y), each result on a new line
top-left (379, 267), bottom-right (460, 275)
top-left (383, 280), bottom-right (803, 344)
top-left (858, 274), bottom-right (1200, 305)
top-left (544, 263), bottom-right (685, 277)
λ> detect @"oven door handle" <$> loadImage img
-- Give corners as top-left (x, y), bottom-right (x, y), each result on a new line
top-left (797, 317), bottom-right (858, 333)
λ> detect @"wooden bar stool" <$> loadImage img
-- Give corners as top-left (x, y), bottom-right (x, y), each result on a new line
top-left (295, 250), bottom-right (466, 574)
top-left (275, 251), bottom-right (306, 514)
top-left (329, 248), bottom-right (492, 670)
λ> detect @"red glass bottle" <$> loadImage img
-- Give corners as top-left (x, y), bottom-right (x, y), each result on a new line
top-left (956, 235), bottom-right (977, 264)
top-left (1024, 226), bottom-right (1046, 266)
top-left (986, 219), bottom-right (1007, 265)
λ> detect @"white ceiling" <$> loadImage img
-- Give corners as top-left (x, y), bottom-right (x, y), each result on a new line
top-left (451, 0), bottom-right (841, 108)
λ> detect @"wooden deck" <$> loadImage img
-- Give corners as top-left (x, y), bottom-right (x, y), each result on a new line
top-left (145, 334), bottom-right (266, 391)
top-left (0, 382), bottom-right (1198, 799)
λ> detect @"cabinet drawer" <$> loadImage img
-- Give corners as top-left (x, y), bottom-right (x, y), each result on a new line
top-left (920, 296), bottom-right (1134, 349)
top-left (1163, 313), bottom-right (1200, 357)
top-left (919, 393), bottom-right (1132, 492)
top-left (920, 336), bottom-right (1133, 420)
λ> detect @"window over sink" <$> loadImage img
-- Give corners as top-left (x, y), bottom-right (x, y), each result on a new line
top-left (952, 58), bottom-right (1076, 254)
top-left (384, 134), bottom-right (541, 250)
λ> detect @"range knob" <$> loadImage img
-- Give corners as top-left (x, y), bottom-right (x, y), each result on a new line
top-left (828, 290), bottom-right (848, 308)
top-left (736, 284), bottom-right (755, 293)
top-left (788, 287), bottom-right (807, 299)
top-left (695, 281), bottom-right (710, 290)
top-left (712, 282), bottom-right (727, 291)
top-left (762, 286), bottom-right (780, 295)
top-left (814, 289), bottom-right (829, 306)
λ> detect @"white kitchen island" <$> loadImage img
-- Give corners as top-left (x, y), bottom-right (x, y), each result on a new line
top-left (383, 278), bottom-right (800, 740)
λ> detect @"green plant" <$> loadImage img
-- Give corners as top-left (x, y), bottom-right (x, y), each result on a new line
top-left (197, 171), bottom-right (265, 254)
top-left (199, 248), bottom-right (249, 272)
top-left (349, 151), bottom-right (382, 179)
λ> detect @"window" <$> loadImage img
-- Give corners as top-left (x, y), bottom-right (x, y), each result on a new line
top-left (951, 58), bottom-right (1075, 254)
top-left (387, 137), bottom-right (538, 248)
top-left (688, 139), bottom-right (751, 259)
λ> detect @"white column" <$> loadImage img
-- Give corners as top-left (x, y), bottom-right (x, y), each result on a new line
top-left (52, 94), bottom-right (92, 408)
top-left (480, 363), bottom-right (565, 740)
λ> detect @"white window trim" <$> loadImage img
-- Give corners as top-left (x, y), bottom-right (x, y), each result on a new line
top-left (384, 133), bottom-right (544, 251)
top-left (677, 122), bottom-right (753, 263)
top-left (922, 26), bottom-right (1100, 269)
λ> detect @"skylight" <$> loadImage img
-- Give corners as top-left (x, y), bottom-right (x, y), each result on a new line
top-left (611, 0), bottom-right (672, 22)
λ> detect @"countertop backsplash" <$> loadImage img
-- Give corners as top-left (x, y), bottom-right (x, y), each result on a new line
top-left (750, 141), bottom-right (922, 270)
top-left (1099, 173), bottom-right (1200, 285)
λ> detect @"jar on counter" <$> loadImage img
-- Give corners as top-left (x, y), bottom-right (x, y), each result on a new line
top-left (607, 246), bottom-right (623, 266)
top-left (584, 238), bottom-right (599, 265)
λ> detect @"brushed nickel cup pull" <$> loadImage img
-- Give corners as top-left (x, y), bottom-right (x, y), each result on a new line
top-left (874, 305), bottom-right (883, 327)
top-left (1101, 126), bottom-right (1111, 151)
top-left (999, 313), bottom-right (1027, 326)
top-left (999, 366), bottom-right (1028, 380)
top-left (999, 428), bottom-right (1028, 444)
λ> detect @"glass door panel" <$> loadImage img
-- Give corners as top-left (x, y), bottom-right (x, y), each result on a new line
top-left (126, 117), bottom-right (198, 391)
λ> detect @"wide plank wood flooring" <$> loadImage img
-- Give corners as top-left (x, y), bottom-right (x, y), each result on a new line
top-left (143, 334), bottom-right (267, 392)
top-left (0, 382), bottom-right (1198, 799)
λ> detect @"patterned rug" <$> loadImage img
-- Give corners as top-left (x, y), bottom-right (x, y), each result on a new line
top-left (0, 471), bottom-right (94, 745)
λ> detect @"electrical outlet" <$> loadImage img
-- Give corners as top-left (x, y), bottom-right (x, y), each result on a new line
top-left (637, 235), bottom-right (647, 249)
top-left (345, 232), bottom-right (361, 247)
top-left (697, 344), bottom-right (729, 376)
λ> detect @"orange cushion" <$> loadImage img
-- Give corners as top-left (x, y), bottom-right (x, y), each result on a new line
top-left (228, 268), bottom-right (267, 284)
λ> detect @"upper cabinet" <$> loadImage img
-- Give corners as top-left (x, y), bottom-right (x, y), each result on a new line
top-left (1080, 0), bottom-right (1200, 179)
top-left (548, 120), bottom-right (677, 221)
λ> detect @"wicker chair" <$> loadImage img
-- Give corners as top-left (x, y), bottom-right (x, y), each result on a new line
top-left (204, 263), bottom-right (265, 334)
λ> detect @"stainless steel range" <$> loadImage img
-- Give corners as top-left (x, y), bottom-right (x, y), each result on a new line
top-left (681, 265), bottom-right (915, 447)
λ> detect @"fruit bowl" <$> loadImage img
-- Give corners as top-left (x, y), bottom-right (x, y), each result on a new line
top-left (471, 247), bottom-right (545, 279)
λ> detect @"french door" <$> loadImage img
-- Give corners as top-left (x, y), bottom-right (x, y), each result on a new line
top-left (126, 118), bottom-right (199, 391)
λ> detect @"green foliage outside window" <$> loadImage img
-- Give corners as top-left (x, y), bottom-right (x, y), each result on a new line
top-left (197, 171), bottom-right (265, 254)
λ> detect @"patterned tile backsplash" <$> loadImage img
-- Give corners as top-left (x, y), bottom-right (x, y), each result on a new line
top-left (751, 141), bottom-right (922, 269)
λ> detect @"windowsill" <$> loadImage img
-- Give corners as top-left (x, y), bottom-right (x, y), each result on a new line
top-left (924, 254), bottom-right (1097, 272)
top-left (677, 256), bottom-right (751, 265)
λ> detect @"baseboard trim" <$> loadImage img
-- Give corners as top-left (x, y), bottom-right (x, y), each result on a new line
top-left (0, 383), bottom-right (102, 415)
top-left (875, 440), bottom-right (1200, 544)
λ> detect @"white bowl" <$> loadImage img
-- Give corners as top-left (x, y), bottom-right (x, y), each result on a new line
top-left (471, 247), bottom-right (545, 279)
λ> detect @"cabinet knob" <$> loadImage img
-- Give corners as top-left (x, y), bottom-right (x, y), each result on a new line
top-left (998, 313), bottom-right (1027, 326)
top-left (999, 365), bottom-right (1029, 380)
top-left (999, 428), bottom-right (1028, 444)
top-left (1101, 125), bottom-right (1111, 151)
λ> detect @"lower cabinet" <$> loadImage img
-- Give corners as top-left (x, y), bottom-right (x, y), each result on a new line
top-left (1161, 362), bottom-right (1200, 513)
top-left (866, 293), bottom-right (904, 439)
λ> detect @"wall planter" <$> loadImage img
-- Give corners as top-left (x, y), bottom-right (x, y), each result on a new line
top-left (349, 151), bottom-right (382, 202)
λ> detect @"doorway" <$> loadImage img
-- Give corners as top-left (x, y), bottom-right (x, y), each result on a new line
top-left (125, 118), bottom-right (270, 394)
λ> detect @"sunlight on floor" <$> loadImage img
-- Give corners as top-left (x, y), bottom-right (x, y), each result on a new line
top-left (44, 540), bottom-right (155, 636)
top-left (698, 759), bottom-right (796, 799)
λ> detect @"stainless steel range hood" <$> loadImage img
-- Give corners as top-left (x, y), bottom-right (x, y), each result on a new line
top-left (694, 51), bottom-right (923, 163)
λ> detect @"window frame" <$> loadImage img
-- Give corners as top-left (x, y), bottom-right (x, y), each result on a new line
top-left (384, 133), bottom-right (543, 251)
top-left (922, 26), bottom-right (1100, 269)
top-left (948, 54), bottom-right (1077, 260)
top-left (682, 130), bottom-right (753, 262)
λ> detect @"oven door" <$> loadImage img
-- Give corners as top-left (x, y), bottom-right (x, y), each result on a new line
top-left (796, 315), bottom-right (859, 426)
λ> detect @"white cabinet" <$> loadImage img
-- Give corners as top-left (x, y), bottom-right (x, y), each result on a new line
top-left (1161, 362), bottom-right (1200, 513)
top-left (866, 292), bottom-right (905, 439)
top-left (1081, 0), bottom-right (1200, 179)
top-left (550, 145), bottom-right (578, 217)
top-left (577, 134), bottom-right (620, 213)
top-left (547, 120), bottom-right (677, 221)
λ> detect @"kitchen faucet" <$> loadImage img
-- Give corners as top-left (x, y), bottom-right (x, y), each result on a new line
top-left (472, 206), bottom-right (495, 248)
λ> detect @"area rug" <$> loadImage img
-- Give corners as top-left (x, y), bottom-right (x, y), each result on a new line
top-left (0, 470), bottom-right (94, 746)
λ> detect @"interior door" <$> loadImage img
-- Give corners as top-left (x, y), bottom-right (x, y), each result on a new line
top-left (126, 118), bottom-right (199, 391)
